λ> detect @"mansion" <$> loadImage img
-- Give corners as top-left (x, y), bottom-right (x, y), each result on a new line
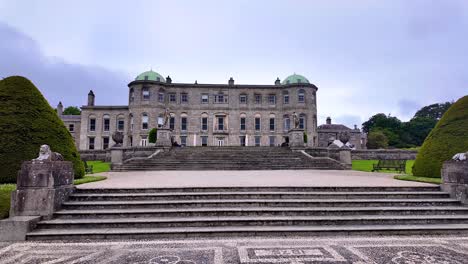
top-left (59, 70), bottom-right (322, 150)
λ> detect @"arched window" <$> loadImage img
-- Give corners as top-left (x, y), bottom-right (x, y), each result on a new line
top-left (201, 113), bottom-right (208, 131)
top-left (103, 114), bottom-right (110, 132)
top-left (298, 89), bottom-right (305, 103)
top-left (116, 114), bottom-right (125, 131)
top-left (158, 88), bottom-right (165, 103)
top-left (129, 114), bottom-right (134, 131)
top-left (142, 113), bottom-right (149, 130)
top-left (129, 88), bottom-right (134, 102)
top-left (142, 87), bottom-right (150, 100)
top-left (170, 113), bottom-right (175, 130)
top-left (254, 113), bottom-right (261, 131)
top-left (269, 113), bottom-right (276, 131)
top-left (240, 113), bottom-right (247, 131)
top-left (299, 113), bottom-right (306, 129)
top-left (89, 115), bottom-right (96, 132)
top-left (282, 90), bottom-right (289, 104)
top-left (283, 114), bottom-right (290, 131)
top-left (180, 113), bottom-right (188, 131)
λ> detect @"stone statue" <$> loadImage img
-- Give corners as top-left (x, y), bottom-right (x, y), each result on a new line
top-left (34, 145), bottom-right (64, 161)
top-left (292, 112), bottom-right (299, 129)
top-left (112, 131), bottom-right (124, 147)
top-left (452, 152), bottom-right (468, 161)
top-left (163, 108), bottom-right (170, 128)
top-left (338, 131), bottom-right (350, 145)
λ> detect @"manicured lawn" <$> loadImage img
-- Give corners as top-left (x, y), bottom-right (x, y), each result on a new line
top-left (86, 161), bottom-right (110, 174)
top-left (0, 175), bottom-right (107, 219)
top-left (352, 160), bottom-right (415, 175)
top-left (0, 184), bottom-right (16, 219)
top-left (74, 175), bottom-right (107, 185)
top-left (394, 175), bottom-right (441, 184)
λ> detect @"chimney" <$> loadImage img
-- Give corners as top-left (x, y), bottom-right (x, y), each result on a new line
top-left (228, 77), bottom-right (234, 86)
top-left (88, 90), bottom-right (95, 106)
top-left (166, 76), bottom-right (172, 84)
top-left (275, 77), bottom-right (281, 85)
top-left (57, 101), bottom-right (63, 116)
top-left (354, 124), bottom-right (358, 130)
top-left (326, 117), bottom-right (331, 125)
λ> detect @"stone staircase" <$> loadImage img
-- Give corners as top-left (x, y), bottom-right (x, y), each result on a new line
top-left (112, 147), bottom-right (345, 171)
top-left (26, 186), bottom-right (468, 240)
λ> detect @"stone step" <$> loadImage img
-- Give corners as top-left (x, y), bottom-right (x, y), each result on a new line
top-left (26, 224), bottom-right (468, 240)
top-left (61, 198), bottom-right (460, 210)
top-left (53, 206), bottom-right (468, 219)
top-left (75, 186), bottom-right (441, 193)
top-left (36, 215), bottom-right (468, 229)
top-left (68, 191), bottom-right (450, 201)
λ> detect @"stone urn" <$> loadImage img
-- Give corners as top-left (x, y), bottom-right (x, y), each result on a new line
top-left (112, 131), bottom-right (124, 147)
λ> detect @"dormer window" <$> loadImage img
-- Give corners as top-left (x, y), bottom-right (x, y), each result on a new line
top-left (156, 77), bottom-right (160, 82)
top-left (144, 76), bottom-right (148, 81)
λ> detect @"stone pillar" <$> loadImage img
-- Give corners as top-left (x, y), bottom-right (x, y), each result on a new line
top-left (339, 148), bottom-right (352, 170)
top-left (441, 160), bottom-right (468, 205)
top-left (288, 128), bottom-right (305, 149)
top-left (110, 147), bottom-right (124, 165)
top-left (10, 161), bottom-right (74, 217)
top-left (156, 128), bottom-right (172, 147)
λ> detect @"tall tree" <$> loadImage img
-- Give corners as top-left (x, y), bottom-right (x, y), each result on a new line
top-left (413, 102), bottom-right (453, 120)
top-left (63, 106), bottom-right (81, 115)
top-left (367, 130), bottom-right (389, 149)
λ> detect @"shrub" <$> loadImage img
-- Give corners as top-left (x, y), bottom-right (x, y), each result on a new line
top-left (303, 132), bottom-right (308, 144)
top-left (149, 128), bottom-right (157, 143)
top-left (412, 95), bottom-right (468, 178)
top-left (0, 76), bottom-right (85, 183)
top-left (367, 130), bottom-right (389, 149)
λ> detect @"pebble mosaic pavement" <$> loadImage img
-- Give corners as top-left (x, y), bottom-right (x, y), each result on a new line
top-left (0, 236), bottom-right (467, 264)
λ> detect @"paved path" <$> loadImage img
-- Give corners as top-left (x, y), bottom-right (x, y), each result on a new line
top-left (81, 170), bottom-right (435, 188)
top-left (1, 236), bottom-right (467, 263)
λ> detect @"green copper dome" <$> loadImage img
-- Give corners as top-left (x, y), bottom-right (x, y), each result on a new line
top-left (282, 74), bottom-right (310, 85)
top-left (135, 70), bottom-right (166, 82)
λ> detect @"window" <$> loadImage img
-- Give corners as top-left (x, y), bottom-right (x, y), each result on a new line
top-left (169, 93), bottom-right (176, 103)
top-left (117, 118), bottom-right (125, 131)
top-left (201, 94), bottom-right (209, 104)
top-left (255, 136), bottom-right (261, 146)
top-left (180, 136), bottom-right (187, 146)
top-left (214, 93), bottom-right (228, 103)
top-left (142, 114), bottom-right (149, 130)
top-left (89, 118), bottom-right (96, 131)
top-left (103, 115), bottom-right (110, 131)
top-left (201, 117), bottom-right (208, 131)
top-left (240, 136), bottom-right (246, 146)
top-left (158, 92), bottom-right (164, 102)
top-left (201, 136), bottom-right (208, 146)
top-left (88, 137), bottom-right (95, 150)
top-left (268, 94), bottom-right (276, 104)
top-left (283, 115), bottom-right (290, 131)
top-left (269, 136), bottom-right (276, 146)
top-left (181, 117), bottom-right (187, 131)
top-left (269, 117), bottom-right (275, 131)
top-left (240, 117), bottom-right (246, 131)
top-left (217, 117), bottom-right (224, 131)
top-left (239, 94), bottom-right (247, 104)
top-left (130, 114), bottom-right (134, 131)
top-left (103, 137), bottom-right (109, 149)
top-left (255, 117), bottom-right (261, 131)
top-left (68, 124), bottom-right (74, 132)
top-left (255, 94), bottom-right (262, 104)
top-left (129, 88), bottom-right (135, 102)
top-left (299, 114), bottom-right (306, 129)
top-left (283, 93), bottom-right (289, 104)
top-left (142, 87), bottom-right (150, 100)
top-left (170, 116), bottom-right (175, 130)
top-left (181, 93), bottom-right (188, 103)
top-left (298, 89), bottom-right (305, 103)
top-left (129, 136), bottom-right (133, 147)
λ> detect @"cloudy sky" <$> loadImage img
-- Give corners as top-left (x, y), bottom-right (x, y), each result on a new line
top-left (1, 0), bottom-right (467, 127)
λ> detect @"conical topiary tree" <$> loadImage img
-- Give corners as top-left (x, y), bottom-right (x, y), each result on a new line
top-left (0, 76), bottom-right (85, 183)
top-left (412, 95), bottom-right (468, 178)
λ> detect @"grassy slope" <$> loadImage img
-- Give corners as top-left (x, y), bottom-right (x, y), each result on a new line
top-left (86, 161), bottom-right (110, 174)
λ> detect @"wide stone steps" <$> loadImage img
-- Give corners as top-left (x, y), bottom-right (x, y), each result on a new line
top-left (113, 146), bottom-right (344, 171)
top-left (26, 186), bottom-right (468, 240)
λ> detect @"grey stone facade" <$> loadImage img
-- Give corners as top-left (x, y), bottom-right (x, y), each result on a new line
top-left (317, 117), bottom-right (367, 149)
top-left (60, 71), bottom-right (319, 150)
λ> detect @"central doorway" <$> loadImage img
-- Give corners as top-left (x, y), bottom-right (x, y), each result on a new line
top-left (217, 137), bottom-right (225, 146)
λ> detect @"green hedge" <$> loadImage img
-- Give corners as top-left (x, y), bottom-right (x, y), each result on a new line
top-left (149, 128), bottom-right (157, 143)
top-left (412, 95), bottom-right (468, 178)
top-left (0, 76), bottom-right (85, 183)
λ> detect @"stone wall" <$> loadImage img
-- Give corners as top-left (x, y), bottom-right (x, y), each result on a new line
top-left (441, 160), bottom-right (468, 205)
top-left (79, 150), bottom-right (109, 162)
top-left (351, 149), bottom-right (418, 160)
top-left (80, 146), bottom-right (167, 162)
